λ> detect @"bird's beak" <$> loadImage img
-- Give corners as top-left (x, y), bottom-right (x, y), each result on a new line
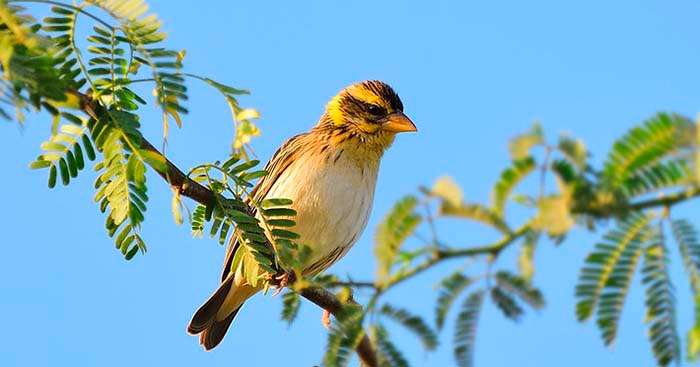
top-left (382, 112), bottom-right (417, 133)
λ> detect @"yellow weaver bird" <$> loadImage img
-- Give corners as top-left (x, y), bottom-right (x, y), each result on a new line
top-left (187, 80), bottom-right (416, 350)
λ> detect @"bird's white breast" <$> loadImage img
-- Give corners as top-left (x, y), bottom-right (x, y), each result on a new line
top-left (263, 148), bottom-right (379, 273)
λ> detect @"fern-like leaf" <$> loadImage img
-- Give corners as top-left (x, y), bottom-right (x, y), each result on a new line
top-left (372, 324), bottom-right (410, 367)
top-left (558, 134), bottom-right (588, 170)
top-left (641, 225), bottom-right (680, 366)
top-left (672, 219), bottom-right (700, 292)
top-left (375, 195), bottom-right (421, 280)
top-left (495, 271), bottom-right (544, 310)
top-left (490, 286), bottom-right (523, 321)
top-left (190, 204), bottom-right (206, 237)
top-left (595, 227), bottom-right (646, 345)
top-left (93, 127), bottom-right (148, 259)
top-left (281, 291), bottom-right (300, 325)
top-left (621, 159), bottom-right (692, 197)
top-left (492, 157), bottom-right (536, 216)
top-left (454, 291), bottom-right (484, 367)
top-left (380, 304), bottom-right (438, 351)
top-left (603, 112), bottom-right (692, 190)
top-left (575, 212), bottom-right (651, 322)
top-left (671, 219), bottom-right (700, 361)
top-left (31, 120), bottom-right (94, 187)
top-left (435, 272), bottom-right (473, 330)
top-left (323, 305), bottom-right (365, 367)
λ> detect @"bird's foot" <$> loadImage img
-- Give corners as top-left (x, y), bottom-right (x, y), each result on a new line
top-left (271, 271), bottom-right (295, 296)
top-left (321, 309), bottom-right (331, 329)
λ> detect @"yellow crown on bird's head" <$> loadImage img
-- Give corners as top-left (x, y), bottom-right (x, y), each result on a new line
top-left (324, 80), bottom-right (416, 135)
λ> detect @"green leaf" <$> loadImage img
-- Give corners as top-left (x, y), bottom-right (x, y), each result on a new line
top-left (229, 159), bottom-right (260, 175)
top-left (262, 198), bottom-right (293, 207)
top-left (48, 164), bottom-right (57, 188)
top-left (138, 149), bottom-right (168, 172)
top-left (190, 204), bottom-right (206, 237)
top-left (672, 219), bottom-right (700, 293)
top-left (271, 228), bottom-right (300, 240)
top-left (30, 159), bottom-right (51, 169)
top-left (281, 291), bottom-right (300, 325)
top-left (51, 6), bottom-right (75, 15)
top-left (82, 135), bottom-right (96, 160)
top-left (94, 129), bottom-right (149, 259)
top-left (435, 272), bottom-right (473, 330)
top-left (642, 226), bottom-right (680, 366)
top-left (41, 141), bottom-right (67, 152)
top-left (603, 112), bottom-right (693, 190)
top-left (375, 195), bottom-right (421, 281)
top-left (262, 208), bottom-right (296, 217)
top-left (323, 305), bottom-right (365, 367)
top-left (372, 324), bottom-right (410, 367)
top-left (558, 134), bottom-right (588, 170)
top-left (621, 159), bottom-right (692, 198)
top-left (73, 143), bottom-right (85, 170)
top-left (575, 212), bottom-right (651, 324)
top-left (672, 219), bottom-right (700, 361)
top-left (267, 219), bottom-right (295, 228)
top-left (241, 170), bottom-right (267, 181)
top-left (203, 77), bottom-right (250, 95)
top-left (66, 150), bottom-right (78, 177)
top-left (491, 157), bottom-right (536, 216)
top-left (491, 286), bottom-right (523, 321)
top-left (220, 155), bottom-right (240, 170)
top-left (380, 304), bottom-right (438, 350)
top-left (454, 291), bottom-right (484, 367)
top-left (58, 157), bottom-right (69, 185)
top-left (495, 271), bottom-right (545, 310)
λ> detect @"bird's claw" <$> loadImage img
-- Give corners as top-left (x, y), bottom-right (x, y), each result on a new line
top-left (271, 271), bottom-right (294, 296)
top-left (321, 309), bottom-right (331, 329)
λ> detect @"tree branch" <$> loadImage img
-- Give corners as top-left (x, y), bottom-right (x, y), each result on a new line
top-left (300, 287), bottom-right (378, 367)
top-left (572, 186), bottom-right (700, 217)
top-left (384, 223), bottom-right (531, 291)
top-left (75, 90), bottom-right (379, 367)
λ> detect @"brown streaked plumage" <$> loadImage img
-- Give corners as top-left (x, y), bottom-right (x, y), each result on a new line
top-left (188, 80), bottom-right (416, 350)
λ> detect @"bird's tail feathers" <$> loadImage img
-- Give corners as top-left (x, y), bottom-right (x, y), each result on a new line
top-left (188, 276), bottom-right (257, 350)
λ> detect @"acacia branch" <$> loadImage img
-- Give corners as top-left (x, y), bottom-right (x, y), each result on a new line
top-left (75, 90), bottom-right (379, 367)
top-left (572, 186), bottom-right (700, 217)
top-left (345, 185), bottom-right (700, 297)
top-left (383, 223), bottom-right (531, 291)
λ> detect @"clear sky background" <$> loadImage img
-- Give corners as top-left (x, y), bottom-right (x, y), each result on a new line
top-left (2, 1), bottom-right (700, 366)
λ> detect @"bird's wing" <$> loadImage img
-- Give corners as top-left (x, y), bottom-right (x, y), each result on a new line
top-left (219, 132), bottom-right (309, 281)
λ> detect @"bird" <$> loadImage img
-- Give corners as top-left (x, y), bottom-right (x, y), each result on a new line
top-left (187, 80), bottom-right (417, 350)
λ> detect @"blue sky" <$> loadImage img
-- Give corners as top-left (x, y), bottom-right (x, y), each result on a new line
top-left (2, 0), bottom-right (700, 366)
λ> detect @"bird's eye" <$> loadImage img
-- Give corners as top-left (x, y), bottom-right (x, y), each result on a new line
top-left (366, 104), bottom-right (385, 116)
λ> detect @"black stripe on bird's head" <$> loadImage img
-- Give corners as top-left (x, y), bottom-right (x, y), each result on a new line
top-left (324, 80), bottom-right (416, 135)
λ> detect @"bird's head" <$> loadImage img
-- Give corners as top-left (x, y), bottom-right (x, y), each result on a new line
top-left (319, 80), bottom-right (416, 152)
